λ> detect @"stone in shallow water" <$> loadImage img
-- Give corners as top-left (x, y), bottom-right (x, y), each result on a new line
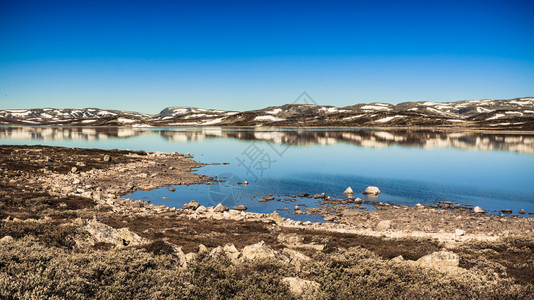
top-left (233, 205), bottom-right (247, 211)
top-left (363, 186), bottom-right (381, 195)
top-left (344, 187), bottom-right (354, 194)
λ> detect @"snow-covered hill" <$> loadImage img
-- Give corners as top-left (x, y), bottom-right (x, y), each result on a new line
top-left (1, 97), bottom-right (533, 129)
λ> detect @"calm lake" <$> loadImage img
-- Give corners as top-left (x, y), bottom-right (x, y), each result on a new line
top-left (1, 126), bottom-right (533, 219)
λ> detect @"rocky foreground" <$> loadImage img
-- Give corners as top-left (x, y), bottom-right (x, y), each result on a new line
top-left (1, 145), bottom-right (533, 299)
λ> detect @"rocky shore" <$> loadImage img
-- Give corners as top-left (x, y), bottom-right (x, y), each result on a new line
top-left (1, 145), bottom-right (533, 298)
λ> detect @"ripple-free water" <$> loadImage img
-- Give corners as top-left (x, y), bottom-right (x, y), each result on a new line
top-left (1, 126), bottom-right (533, 218)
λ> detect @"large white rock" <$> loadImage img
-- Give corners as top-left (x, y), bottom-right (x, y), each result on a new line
top-left (473, 206), bottom-right (484, 213)
top-left (343, 187), bottom-right (354, 194)
top-left (363, 186), bottom-right (381, 195)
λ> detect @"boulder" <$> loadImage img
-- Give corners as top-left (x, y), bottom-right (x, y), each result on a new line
top-left (71, 167), bottom-right (78, 173)
top-left (196, 205), bottom-right (207, 213)
top-left (376, 220), bottom-right (391, 231)
top-left (269, 211), bottom-right (285, 223)
top-left (473, 206), bottom-right (484, 213)
top-left (198, 244), bottom-right (209, 255)
top-left (223, 243), bottom-right (241, 261)
top-left (282, 277), bottom-right (320, 299)
top-left (78, 221), bottom-right (148, 248)
top-left (103, 155), bottom-right (111, 162)
top-left (519, 209), bottom-right (526, 215)
top-left (392, 255), bottom-right (404, 262)
top-left (501, 209), bottom-right (512, 214)
top-left (241, 241), bottom-right (277, 260)
top-left (344, 187), bottom-right (354, 194)
top-left (183, 200), bottom-right (200, 210)
top-left (214, 203), bottom-right (229, 212)
top-left (0, 236), bottom-right (14, 243)
top-left (455, 229), bottom-right (465, 236)
top-left (417, 250), bottom-right (459, 269)
top-left (363, 186), bottom-right (381, 195)
top-left (233, 205), bottom-right (247, 211)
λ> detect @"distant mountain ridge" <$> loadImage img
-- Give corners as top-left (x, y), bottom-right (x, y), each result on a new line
top-left (1, 97), bottom-right (533, 130)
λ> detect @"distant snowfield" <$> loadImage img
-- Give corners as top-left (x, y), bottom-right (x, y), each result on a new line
top-left (254, 115), bottom-right (285, 122)
top-left (375, 115), bottom-right (405, 123)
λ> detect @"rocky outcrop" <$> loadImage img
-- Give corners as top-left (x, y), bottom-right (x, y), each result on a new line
top-left (282, 277), bottom-right (320, 299)
top-left (416, 250), bottom-right (459, 270)
top-left (241, 241), bottom-right (277, 261)
top-left (75, 220), bottom-right (149, 248)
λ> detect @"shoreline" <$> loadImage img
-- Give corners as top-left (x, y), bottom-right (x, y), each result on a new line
top-left (2, 144), bottom-right (531, 244)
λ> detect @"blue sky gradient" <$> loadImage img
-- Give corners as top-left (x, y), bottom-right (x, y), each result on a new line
top-left (1, 0), bottom-right (533, 113)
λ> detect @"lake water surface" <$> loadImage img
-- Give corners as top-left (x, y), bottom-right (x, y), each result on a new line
top-left (1, 126), bottom-right (533, 218)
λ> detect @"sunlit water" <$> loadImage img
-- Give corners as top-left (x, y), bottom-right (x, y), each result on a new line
top-left (1, 126), bottom-right (533, 219)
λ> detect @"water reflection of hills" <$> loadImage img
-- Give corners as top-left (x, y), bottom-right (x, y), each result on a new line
top-left (1, 126), bottom-right (533, 154)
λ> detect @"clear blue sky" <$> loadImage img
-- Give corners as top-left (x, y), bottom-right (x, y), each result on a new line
top-left (1, 0), bottom-right (533, 113)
